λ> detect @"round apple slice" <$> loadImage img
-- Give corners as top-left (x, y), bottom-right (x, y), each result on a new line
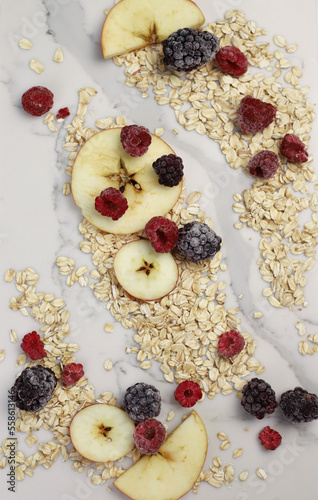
top-left (71, 128), bottom-right (182, 234)
top-left (101, 0), bottom-right (205, 59)
top-left (70, 404), bottom-right (135, 462)
top-left (114, 240), bottom-right (178, 301)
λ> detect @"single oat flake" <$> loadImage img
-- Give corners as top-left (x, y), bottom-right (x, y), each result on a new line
top-left (29, 59), bottom-right (44, 74)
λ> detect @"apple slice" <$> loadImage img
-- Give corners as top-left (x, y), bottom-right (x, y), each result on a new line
top-left (113, 239), bottom-right (178, 301)
top-left (114, 410), bottom-right (208, 500)
top-left (71, 128), bottom-right (182, 234)
top-left (101, 0), bottom-right (205, 59)
top-left (70, 404), bottom-right (135, 462)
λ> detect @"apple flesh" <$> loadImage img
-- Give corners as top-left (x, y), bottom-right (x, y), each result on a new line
top-left (70, 404), bottom-right (135, 462)
top-left (101, 0), bottom-right (205, 59)
top-left (113, 240), bottom-right (179, 301)
top-left (114, 410), bottom-right (208, 500)
top-left (71, 128), bottom-right (182, 234)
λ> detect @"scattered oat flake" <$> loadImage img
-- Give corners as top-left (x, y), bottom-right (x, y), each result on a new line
top-left (29, 59), bottom-right (44, 73)
top-left (0, 350), bottom-right (5, 362)
top-left (154, 127), bottom-right (165, 137)
top-left (239, 470), bottom-right (249, 481)
top-left (253, 312), bottom-right (263, 319)
top-left (295, 321), bottom-right (306, 336)
top-left (5, 269), bottom-right (15, 282)
top-left (104, 360), bottom-right (113, 371)
top-left (19, 38), bottom-right (32, 50)
top-left (10, 330), bottom-right (17, 343)
top-left (273, 35), bottom-right (287, 47)
top-left (104, 323), bottom-right (114, 333)
top-left (233, 448), bottom-right (243, 458)
top-left (256, 468), bottom-right (267, 480)
top-left (63, 183), bottom-right (71, 196)
top-left (53, 47), bottom-right (64, 63)
top-left (166, 410), bottom-right (175, 422)
top-left (286, 44), bottom-right (298, 53)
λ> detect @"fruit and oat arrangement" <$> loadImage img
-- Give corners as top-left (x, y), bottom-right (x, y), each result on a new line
top-left (1, 0), bottom-right (318, 497)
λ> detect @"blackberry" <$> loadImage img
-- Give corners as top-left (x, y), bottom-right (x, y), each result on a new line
top-left (163, 28), bottom-right (219, 72)
top-left (176, 221), bottom-right (222, 262)
top-left (12, 366), bottom-right (57, 412)
top-left (279, 387), bottom-right (318, 423)
top-left (152, 154), bottom-right (184, 187)
top-left (123, 382), bottom-right (161, 423)
top-left (241, 378), bottom-right (278, 419)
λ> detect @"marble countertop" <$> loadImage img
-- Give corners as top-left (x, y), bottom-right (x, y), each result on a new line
top-left (0, 0), bottom-right (318, 499)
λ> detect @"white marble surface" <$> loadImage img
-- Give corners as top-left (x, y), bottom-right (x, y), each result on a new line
top-left (0, 0), bottom-right (318, 499)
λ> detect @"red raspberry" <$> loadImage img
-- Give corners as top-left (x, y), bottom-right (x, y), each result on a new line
top-left (133, 419), bottom-right (166, 454)
top-left (238, 95), bottom-right (276, 135)
top-left (145, 216), bottom-right (178, 253)
top-left (174, 381), bottom-right (202, 408)
top-left (21, 331), bottom-right (47, 360)
top-left (218, 330), bottom-right (245, 357)
top-left (259, 426), bottom-right (282, 450)
top-left (95, 187), bottom-right (128, 220)
top-left (120, 125), bottom-right (152, 157)
top-left (280, 134), bottom-right (308, 163)
top-left (248, 150), bottom-right (279, 179)
top-left (21, 86), bottom-right (54, 116)
top-left (61, 363), bottom-right (84, 386)
top-left (215, 46), bottom-right (248, 77)
top-left (56, 107), bottom-right (70, 120)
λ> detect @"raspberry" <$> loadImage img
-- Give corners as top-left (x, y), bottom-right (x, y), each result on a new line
top-left (280, 134), bottom-right (308, 163)
top-left (174, 381), bottom-right (202, 408)
top-left (258, 426), bottom-right (282, 450)
top-left (95, 187), bottom-right (128, 220)
top-left (238, 95), bottom-right (276, 135)
top-left (248, 150), bottom-right (279, 179)
top-left (152, 154), bottom-right (184, 187)
top-left (133, 419), bottom-right (166, 454)
top-left (123, 382), bottom-right (161, 423)
top-left (56, 107), bottom-right (70, 120)
top-left (218, 330), bottom-right (245, 357)
top-left (145, 216), bottom-right (179, 253)
top-left (61, 363), bottom-right (84, 386)
top-left (120, 125), bottom-right (152, 157)
top-left (215, 46), bottom-right (248, 76)
top-left (21, 331), bottom-right (47, 360)
top-left (241, 378), bottom-right (278, 419)
top-left (279, 387), bottom-right (318, 423)
top-left (21, 86), bottom-right (54, 116)
top-left (12, 366), bottom-right (57, 412)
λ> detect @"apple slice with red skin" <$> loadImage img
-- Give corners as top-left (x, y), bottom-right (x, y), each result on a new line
top-left (101, 0), bottom-right (205, 59)
top-left (114, 410), bottom-right (208, 500)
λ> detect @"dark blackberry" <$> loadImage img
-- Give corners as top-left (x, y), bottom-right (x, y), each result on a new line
top-left (12, 366), bottom-right (57, 412)
top-left (123, 382), bottom-right (161, 423)
top-left (241, 378), bottom-right (278, 419)
top-left (176, 221), bottom-right (222, 262)
top-left (163, 28), bottom-right (219, 72)
top-left (279, 387), bottom-right (318, 423)
top-left (152, 154), bottom-right (184, 187)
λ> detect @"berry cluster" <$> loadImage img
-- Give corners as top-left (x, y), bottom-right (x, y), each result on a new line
top-left (95, 187), bottom-right (128, 220)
